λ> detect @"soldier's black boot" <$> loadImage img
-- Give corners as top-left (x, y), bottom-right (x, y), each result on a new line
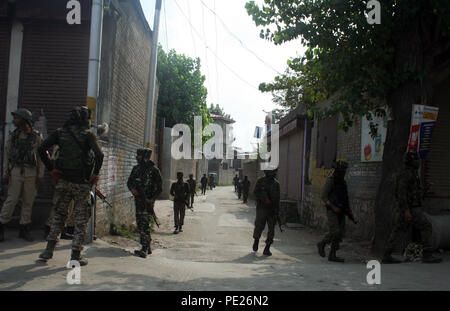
top-left (61, 226), bottom-right (74, 240)
top-left (263, 244), bottom-right (272, 256)
top-left (0, 223), bottom-right (5, 242)
top-left (134, 246), bottom-right (148, 258)
top-left (43, 225), bottom-right (51, 240)
top-left (422, 250), bottom-right (442, 263)
top-left (328, 244), bottom-right (344, 262)
top-left (252, 239), bottom-right (259, 252)
top-left (71, 250), bottom-right (88, 266)
top-left (39, 240), bottom-right (57, 260)
top-left (381, 249), bottom-right (402, 264)
top-left (147, 244), bottom-right (152, 255)
top-left (19, 224), bottom-right (34, 242)
top-left (317, 241), bottom-right (326, 258)
top-left (179, 225), bottom-right (183, 232)
top-left (173, 226), bottom-right (179, 234)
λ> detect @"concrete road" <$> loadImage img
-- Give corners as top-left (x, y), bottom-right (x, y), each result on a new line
top-left (0, 186), bottom-right (449, 291)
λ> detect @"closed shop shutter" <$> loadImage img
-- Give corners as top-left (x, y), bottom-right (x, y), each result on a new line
top-left (425, 78), bottom-right (450, 198)
top-left (0, 18), bottom-right (10, 127)
top-left (0, 18), bottom-right (11, 175)
top-left (18, 20), bottom-right (90, 202)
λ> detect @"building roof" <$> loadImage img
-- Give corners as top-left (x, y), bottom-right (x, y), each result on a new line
top-left (210, 113), bottom-right (235, 124)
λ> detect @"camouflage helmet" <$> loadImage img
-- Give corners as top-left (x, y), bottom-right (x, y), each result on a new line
top-left (11, 108), bottom-right (33, 125)
top-left (136, 148), bottom-right (152, 161)
top-left (333, 160), bottom-right (348, 170)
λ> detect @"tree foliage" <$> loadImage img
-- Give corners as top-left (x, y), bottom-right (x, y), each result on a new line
top-left (157, 45), bottom-right (211, 131)
top-left (208, 103), bottom-right (232, 120)
top-left (246, 0), bottom-right (450, 130)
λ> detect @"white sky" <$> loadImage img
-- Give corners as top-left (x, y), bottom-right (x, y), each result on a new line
top-left (141, 0), bottom-right (305, 152)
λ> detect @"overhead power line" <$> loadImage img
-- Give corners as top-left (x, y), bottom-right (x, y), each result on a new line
top-left (199, 0), bottom-right (283, 76)
top-left (173, 0), bottom-right (259, 91)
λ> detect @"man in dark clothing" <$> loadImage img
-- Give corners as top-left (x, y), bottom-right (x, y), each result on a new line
top-left (200, 174), bottom-right (208, 195)
top-left (127, 148), bottom-right (162, 258)
top-left (187, 174), bottom-right (197, 209)
top-left (242, 176), bottom-right (251, 203)
top-left (170, 172), bottom-right (190, 234)
top-left (252, 168), bottom-right (280, 256)
top-left (233, 175), bottom-right (239, 192)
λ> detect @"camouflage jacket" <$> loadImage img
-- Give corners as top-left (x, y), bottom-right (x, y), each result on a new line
top-left (254, 176), bottom-right (280, 211)
top-left (321, 177), bottom-right (349, 210)
top-left (170, 181), bottom-right (190, 202)
top-left (242, 180), bottom-right (251, 192)
top-left (5, 128), bottom-right (44, 178)
top-left (395, 167), bottom-right (422, 211)
top-left (38, 125), bottom-right (104, 184)
top-left (200, 177), bottom-right (208, 186)
top-left (127, 161), bottom-right (162, 202)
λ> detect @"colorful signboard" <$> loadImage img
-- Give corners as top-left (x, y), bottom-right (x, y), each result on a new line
top-left (407, 105), bottom-right (439, 159)
top-left (361, 109), bottom-right (388, 162)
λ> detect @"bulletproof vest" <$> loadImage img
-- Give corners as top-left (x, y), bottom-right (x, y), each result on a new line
top-left (136, 162), bottom-right (158, 197)
top-left (9, 129), bottom-right (38, 167)
top-left (55, 127), bottom-right (94, 177)
top-left (173, 181), bottom-right (188, 200)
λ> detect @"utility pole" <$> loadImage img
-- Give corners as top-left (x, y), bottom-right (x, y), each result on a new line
top-left (144, 0), bottom-right (162, 148)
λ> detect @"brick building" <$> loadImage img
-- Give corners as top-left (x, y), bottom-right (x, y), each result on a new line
top-left (0, 0), bottom-right (158, 237)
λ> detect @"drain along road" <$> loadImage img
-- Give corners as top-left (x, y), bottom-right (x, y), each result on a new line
top-left (0, 186), bottom-right (449, 291)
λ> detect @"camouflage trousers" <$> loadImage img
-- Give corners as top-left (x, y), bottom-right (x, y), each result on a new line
top-left (173, 201), bottom-right (186, 227)
top-left (47, 179), bottom-right (91, 251)
top-left (135, 199), bottom-right (151, 248)
top-left (46, 196), bottom-right (75, 227)
top-left (321, 209), bottom-right (345, 246)
top-left (253, 207), bottom-right (276, 245)
top-left (386, 207), bottom-right (433, 253)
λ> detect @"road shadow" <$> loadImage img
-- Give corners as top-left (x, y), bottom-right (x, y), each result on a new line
top-left (0, 263), bottom-right (66, 290)
top-left (0, 243), bottom-right (72, 261)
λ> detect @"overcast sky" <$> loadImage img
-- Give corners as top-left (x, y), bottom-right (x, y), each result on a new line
top-left (141, 0), bottom-right (304, 152)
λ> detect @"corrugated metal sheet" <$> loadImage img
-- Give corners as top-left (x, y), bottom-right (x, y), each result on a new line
top-left (19, 20), bottom-right (90, 134)
top-left (425, 79), bottom-right (450, 198)
top-left (18, 20), bottom-right (90, 202)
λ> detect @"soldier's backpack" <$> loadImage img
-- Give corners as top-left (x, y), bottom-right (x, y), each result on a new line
top-left (55, 127), bottom-right (94, 180)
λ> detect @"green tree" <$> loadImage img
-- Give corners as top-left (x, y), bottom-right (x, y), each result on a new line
top-left (246, 0), bottom-right (450, 253)
top-left (157, 45), bottom-right (211, 133)
top-left (208, 103), bottom-right (232, 120)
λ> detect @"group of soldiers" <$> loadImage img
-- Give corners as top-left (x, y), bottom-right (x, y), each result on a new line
top-left (241, 152), bottom-right (442, 264)
top-left (0, 107), bottom-right (442, 266)
top-left (233, 175), bottom-right (251, 203)
top-left (316, 154), bottom-right (442, 263)
top-left (0, 107), bottom-right (104, 266)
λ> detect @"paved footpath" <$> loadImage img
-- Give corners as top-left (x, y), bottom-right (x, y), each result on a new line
top-left (0, 186), bottom-right (449, 291)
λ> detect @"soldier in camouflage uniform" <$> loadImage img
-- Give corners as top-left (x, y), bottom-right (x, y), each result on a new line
top-left (187, 174), bottom-right (196, 209)
top-left (0, 109), bottom-right (44, 242)
top-left (382, 152), bottom-right (442, 264)
top-left (127, 148), bottom-right (162, 258)
top-left (242, 176), bottom-right (250, 203)
top-left (233, 175), bottom-right (239, 192)
top-left (170, 172), bottom-right (190, 234)
top-left (38, 106), bottom-right (104, 266)
top-left (252, 168), bottom-right (280, 256)
top-left (316, 161), bottom-right (354, 262)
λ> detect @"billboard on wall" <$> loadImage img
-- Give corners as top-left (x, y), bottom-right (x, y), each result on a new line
top-left (361, 109), bottom-right (388, 162)
top-left (407, 105), bottom-right (439, 159)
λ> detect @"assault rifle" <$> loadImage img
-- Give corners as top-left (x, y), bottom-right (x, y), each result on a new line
top-left (337, 203), bottom-right (358, 224)
top-left (135, 184), bottom-right (160, 228)
top-left (95, 189), bottom-right (113, 208)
